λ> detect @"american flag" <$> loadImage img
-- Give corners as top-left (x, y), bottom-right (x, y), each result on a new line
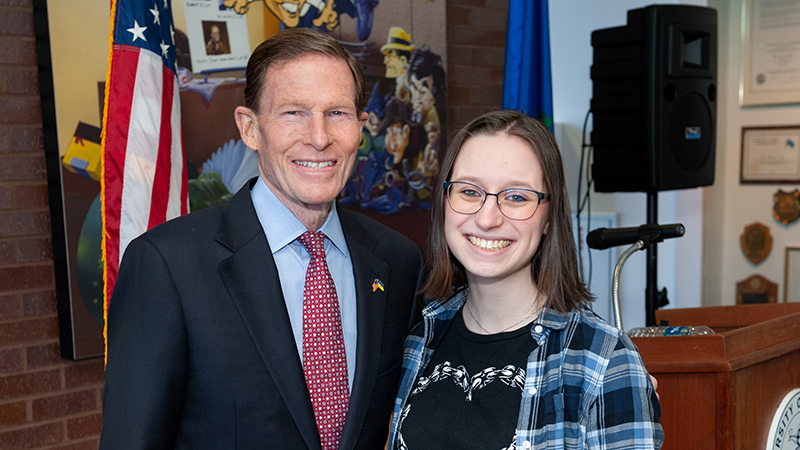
top-left (101, 0), bottom-right (188, 338)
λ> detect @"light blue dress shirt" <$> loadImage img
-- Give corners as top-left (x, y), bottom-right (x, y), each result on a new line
top-left (250, 177), bottom-right (358, 388)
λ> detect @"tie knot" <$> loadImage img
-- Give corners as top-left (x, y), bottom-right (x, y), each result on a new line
top-left (298, 231), bottom-right (326, 259)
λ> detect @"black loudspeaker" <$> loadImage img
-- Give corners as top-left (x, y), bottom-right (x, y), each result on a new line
top-left (591, 5), bottom-right (717, 192)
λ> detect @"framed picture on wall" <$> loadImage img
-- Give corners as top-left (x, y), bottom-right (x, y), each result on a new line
top-left (740, 126), bottom-right (800, 184)
top-left (740, 0), bottom-right (800, 106)
top-left (785, 246), bottom-right (800, 303)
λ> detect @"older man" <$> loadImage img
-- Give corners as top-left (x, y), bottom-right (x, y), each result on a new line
top-left (100, 28), bottom-right (424, 450)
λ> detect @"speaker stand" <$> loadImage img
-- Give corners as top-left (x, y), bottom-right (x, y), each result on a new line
top-left (646, 192), bottom-right (658, 326)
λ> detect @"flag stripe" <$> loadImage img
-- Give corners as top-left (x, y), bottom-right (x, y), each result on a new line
top-left (147, 64), bottom-right (175, 229)
top-left (170, 81), bottom-right (188, 218)
top-left (103, 45), bottom-right (141, 301)
top-left (119, 49), bottom-right (163, 263)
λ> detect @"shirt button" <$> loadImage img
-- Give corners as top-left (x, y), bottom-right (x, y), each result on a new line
top-left (534, 325), bottom-right (543, 333)
top-left (522, 441), bottom-right (531, 448)
top-left (528, 387), bottom-right (537, 395)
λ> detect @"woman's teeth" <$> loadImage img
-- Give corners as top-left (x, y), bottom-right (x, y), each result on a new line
top-left (468, 236), bottom-right (510, 251)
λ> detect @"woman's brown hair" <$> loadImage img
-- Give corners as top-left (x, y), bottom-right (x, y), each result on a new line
top-left (422, 110), bottom-right (594, 312)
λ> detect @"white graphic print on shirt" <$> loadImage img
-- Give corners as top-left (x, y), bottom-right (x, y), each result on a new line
top-left (398, 361), bottom-right (526, 450)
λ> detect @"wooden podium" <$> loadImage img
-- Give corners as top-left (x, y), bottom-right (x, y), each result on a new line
top-left (631, 303), bottom-right (800, 450)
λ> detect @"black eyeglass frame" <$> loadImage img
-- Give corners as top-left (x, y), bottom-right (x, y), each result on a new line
top-left (443, 181), bottom-right (549, 220)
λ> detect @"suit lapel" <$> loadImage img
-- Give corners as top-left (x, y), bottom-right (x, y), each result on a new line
top-left (338, 209), bottom-right (391, 450)
top-left (217, 183), bottom-right (321, 450)
top-left (216, 188), bottom-right (393, 450)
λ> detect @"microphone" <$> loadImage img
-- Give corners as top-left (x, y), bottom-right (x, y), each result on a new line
top-left (586, 223), bottom-right (685, 250)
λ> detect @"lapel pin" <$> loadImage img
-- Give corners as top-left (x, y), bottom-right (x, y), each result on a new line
top-left (371, 279), bottom-right (385, 292)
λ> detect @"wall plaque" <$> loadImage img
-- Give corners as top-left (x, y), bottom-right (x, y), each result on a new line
top-left (773, 189), bottom-right (800, 225)
top-left (740, 222), bottom-right (772, 265)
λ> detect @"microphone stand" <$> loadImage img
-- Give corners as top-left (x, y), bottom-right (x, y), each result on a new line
top-left (611, 226), bottom-right (663, 332)
top-left (586, 212), bottom-right (685, 327)
top-left (611, 240), bottom-right (645, 331)
top-left (646, 191), bottom-right (658, 327)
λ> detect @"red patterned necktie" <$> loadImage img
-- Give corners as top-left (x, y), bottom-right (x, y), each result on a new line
top-left (297, 231), bottom-right (350, 450)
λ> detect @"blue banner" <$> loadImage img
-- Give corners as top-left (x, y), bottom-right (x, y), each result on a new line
top-left (502, 0), bottom-right (553, 131)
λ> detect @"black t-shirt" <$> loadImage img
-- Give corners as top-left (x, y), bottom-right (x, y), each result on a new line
top-left (397, 307), bottom-right (538, 450)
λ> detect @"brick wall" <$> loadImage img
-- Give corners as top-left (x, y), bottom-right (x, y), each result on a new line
top-left (445, 0), bottom-right (508, 134)
top-left (0, 1), bottom-right (105, 449)
top-left (0, 0), bottom-right (509, 448)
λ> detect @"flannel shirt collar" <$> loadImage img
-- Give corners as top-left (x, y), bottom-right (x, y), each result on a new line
top-left (423, 287), bottom-right (576, 341)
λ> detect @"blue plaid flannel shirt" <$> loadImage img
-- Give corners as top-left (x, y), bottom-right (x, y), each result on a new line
top-left (388, 289), bottom-right (664, 449)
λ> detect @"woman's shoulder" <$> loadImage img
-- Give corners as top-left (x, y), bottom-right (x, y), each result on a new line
top-left (574, 307), bottom-right (624, 335)
top-left (550, 307), bottom-right (634, 356)
top-left (542, 306), bottom-right (622, 336)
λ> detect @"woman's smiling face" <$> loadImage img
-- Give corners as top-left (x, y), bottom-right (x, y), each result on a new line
top-left (444, 132), bottom-right (550, 286)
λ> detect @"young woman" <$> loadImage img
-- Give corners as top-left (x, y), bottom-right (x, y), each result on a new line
top-left (389, 110), bottom-right (663, 450)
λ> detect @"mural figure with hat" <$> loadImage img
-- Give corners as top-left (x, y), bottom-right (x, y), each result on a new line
top-left (340, 30), bottom-right (445, 215)
top-left (364, 26), bottom-right (415, 138)
top-left (221, 0), bottom-right (379, 41)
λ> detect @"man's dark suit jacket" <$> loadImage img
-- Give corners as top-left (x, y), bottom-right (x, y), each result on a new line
top-left (99, 179), bottom-right (425, 449)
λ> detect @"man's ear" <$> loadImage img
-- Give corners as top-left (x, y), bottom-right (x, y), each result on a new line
top-left (234, 106), bottom-right (260, 150)
top-left (358, 111), bottom-right (369, 129)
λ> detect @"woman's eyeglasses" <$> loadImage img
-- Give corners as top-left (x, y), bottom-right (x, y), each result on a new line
top-left (444, 181), bottom-right (549, 220)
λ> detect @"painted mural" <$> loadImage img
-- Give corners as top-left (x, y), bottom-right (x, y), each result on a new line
top-left (46, 0), bottom-right (445, 358)
top-left (342, 28), bottom-right (444, 214)
top-left (201, 0), bottom-right (447, 215)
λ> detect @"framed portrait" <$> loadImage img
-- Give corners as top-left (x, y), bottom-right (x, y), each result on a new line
top-left (740, 0), bottom-right (800, 107)
top-left (785, 246), bottom-right (800, 303)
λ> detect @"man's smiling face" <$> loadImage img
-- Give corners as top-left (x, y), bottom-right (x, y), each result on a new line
top-left (239, 54), bottom-right (367, 221)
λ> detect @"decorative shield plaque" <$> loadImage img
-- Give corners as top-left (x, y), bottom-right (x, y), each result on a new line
top-left (740, 222), bottom-right (772, 265)
top-left (773, 189), bottom-right (800, 225)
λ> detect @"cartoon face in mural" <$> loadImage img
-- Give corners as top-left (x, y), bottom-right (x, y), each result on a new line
top-left (266, 0), bottom-right (307, 27)
top-left (264, 0), bottom-right (335, 29)
top-left (385, 121), bottom-right (410, 166)
top-left (380, 27), bottom-right (413, 79)
top-left (407, 45), bottom-right (444, 116)
top-left (222, 0), bottom-right (377, 41)
top-left (409, 74), bottom-right (435, 116)
top-left (223, 0), bottom-right (334, 29)
top-left (383, 50), bottom-right (408, 79)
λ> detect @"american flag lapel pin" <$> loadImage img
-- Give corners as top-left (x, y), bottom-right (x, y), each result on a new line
top-left (371, 279), bottom-right (384, 292)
